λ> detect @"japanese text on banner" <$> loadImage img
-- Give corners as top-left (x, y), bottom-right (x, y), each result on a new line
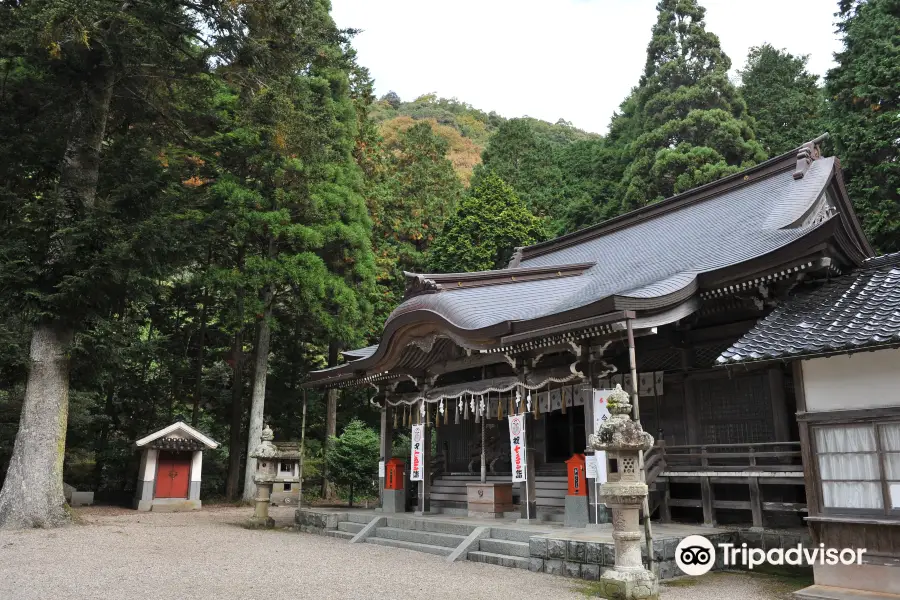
top-left (410, 424), bottom-right (424, 481)
top-left (508, 414), bottom-right (527, 482)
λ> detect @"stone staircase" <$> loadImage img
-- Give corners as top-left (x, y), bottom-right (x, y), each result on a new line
top-left (324, 511), bottom-right (370, 540)
top-left (467, 527), bottom-right (532, 569)
top-left (324, 513), bottom-right (540, 570)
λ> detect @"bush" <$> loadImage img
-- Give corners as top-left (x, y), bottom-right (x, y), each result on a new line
top-left (325, 419), bottom-right (379, 507)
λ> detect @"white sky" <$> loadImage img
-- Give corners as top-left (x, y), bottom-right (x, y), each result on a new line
top-left (331, 0), bottom-right (843, 134)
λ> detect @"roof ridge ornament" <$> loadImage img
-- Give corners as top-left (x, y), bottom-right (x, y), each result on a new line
top-left (793, 140), bottom-right (822, 180)
top-left (404, 273), bottom-right (442, 299)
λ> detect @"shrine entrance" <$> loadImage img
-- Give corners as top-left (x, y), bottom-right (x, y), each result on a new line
top-left (154, 451), bottom-right (192, 499)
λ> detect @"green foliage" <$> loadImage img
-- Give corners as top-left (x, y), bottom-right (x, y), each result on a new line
top-left (325, 419), bottom-right (379, 506)
top-left (428, 172), bottom-right (546, 273)
top-left (739, 44), bottom-right (825, 156)
top-left (826, 0), bottom-right (900, 253)
top-left (368, 121), bottom-right (464, 308)
top-left (615, 0), bottom-right (766, 210)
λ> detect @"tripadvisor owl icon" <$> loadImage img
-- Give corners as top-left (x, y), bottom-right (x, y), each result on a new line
top-left (675, 535), bottom-right (716, 576)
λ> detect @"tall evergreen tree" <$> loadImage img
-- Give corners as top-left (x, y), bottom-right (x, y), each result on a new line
top-left (616, 0), bottom-right (766, 211)
top-left (428, 172), bottom-right (546, 273)
top-left (826, 0), bottom-right (900, 253)
top-left (740, 44), bottom-right (825, 156)
top-left (478, 119), bottom-right (566, 222)
top-left (0, 0), bottom-right (241, 529)
top-left (370, 121), bottom-right (463, 297)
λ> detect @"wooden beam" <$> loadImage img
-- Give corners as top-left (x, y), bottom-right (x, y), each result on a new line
top-left (793, 360), bottom-right (821, 518)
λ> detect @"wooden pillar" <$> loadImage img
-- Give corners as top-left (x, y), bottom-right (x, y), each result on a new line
top-left (583, 343), bottom-right (598, 522)
top-left (768, 367), bottom-right (790, 442)
top-left (627, 318), bottom-right (654, 572)
top-left (660, 480), bottom-right (672, 524)
top-left (418, 401), bottom-right (431, 515)
top-left (379, 400), bottom-right (393, 509)
top-left (700, 447), bottom-right (716, 526)
top-left (793, 360), bottom-right (820, 523)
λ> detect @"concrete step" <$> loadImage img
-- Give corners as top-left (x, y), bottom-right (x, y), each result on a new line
top-left (467, 550), bottom-right (530, 570)
top-left (794, 585), bottom-right (900, 600)
top-left (324, 530), bottom-right (355, 541)
top-left (337, 521), bottom-right (365, 534)
top-left (384, 517), bottom-right (475, 536)
top-left (366, 536), bottom-right (453, 557)
top-left (345, 512), bottom-right (375, 525)
top-left (488, 528), bottom-right (543, 543)
top-left (375, 526), bottom-right (466, 549)
top-left (479, 538), bottom-right (530, 558)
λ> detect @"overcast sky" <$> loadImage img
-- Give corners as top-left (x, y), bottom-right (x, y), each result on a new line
top-left (331, 0), bottom-right (843, 134)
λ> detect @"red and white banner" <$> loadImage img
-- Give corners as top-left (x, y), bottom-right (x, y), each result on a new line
top-left (508, 414), bottom-right (527, 482)
top-left (410, 424), bottom-right (424, 481)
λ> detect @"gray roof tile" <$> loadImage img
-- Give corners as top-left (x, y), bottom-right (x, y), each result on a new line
top-left (718, 253), bottom-right (900, 364)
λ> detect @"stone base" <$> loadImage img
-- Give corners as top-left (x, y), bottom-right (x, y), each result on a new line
top-left (245, 516), bottom-right (275, 529)
top-left (135, 498), bottom-right (202, 512)
top-left (597, 568), bottom-right (659, 600)
top-left (382, 489), bottom-right (406, 513)
top-left (565, 495), bottom-right (590, 527)
top-left (466, 482), bottom-right (514, 517)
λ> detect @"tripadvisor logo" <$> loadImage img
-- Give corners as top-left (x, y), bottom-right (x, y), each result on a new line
top-left (675, 535), bottom-right (867, 576)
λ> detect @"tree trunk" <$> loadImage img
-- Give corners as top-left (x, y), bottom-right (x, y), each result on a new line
top-left (0, 48), bottom-right (114, 529)
top-left (322, 341), bottom-right (339, 500)
top-left (242, 285), bottom-right (273, 501)
top-left (224, 282), bottom-right (245, 500)
top-left (190, 288), bottom-right (209, 427)
top-left (0, 325), bottom-right (74, 528)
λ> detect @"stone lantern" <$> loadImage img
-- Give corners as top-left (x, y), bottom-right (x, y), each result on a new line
top-left (247, 425), bottom-right (277, 529)
top-left (588, 385), bottom-right (658, 600)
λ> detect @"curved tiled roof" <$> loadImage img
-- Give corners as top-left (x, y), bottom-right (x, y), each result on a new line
top-left (382, 156), bottom-right (836, 332)
top-left (718, 253), bottom-right (900, 364)
top-left (308, 140), bottom-right (874, 386)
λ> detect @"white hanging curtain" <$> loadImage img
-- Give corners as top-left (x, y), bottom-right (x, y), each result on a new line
top-left (815, 425), bottom-right (882, 510)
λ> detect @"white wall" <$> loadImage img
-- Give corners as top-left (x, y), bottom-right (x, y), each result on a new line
top-left (802, 348), bottom-right (900, 411)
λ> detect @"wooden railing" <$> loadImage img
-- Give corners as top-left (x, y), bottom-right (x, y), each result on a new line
top-left (647, 442), bottom-right (806, 527)
top-left (662, 441), bottom-right (803, 472)
top-left (643, 441), bottom-right (667, 485)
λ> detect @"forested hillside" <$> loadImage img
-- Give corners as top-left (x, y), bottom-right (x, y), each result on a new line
top-left (0, 0), bottom-right (896, 527)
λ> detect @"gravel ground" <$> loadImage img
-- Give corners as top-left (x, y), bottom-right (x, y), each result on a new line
top-left (0, 506), bottom-right (800, 600)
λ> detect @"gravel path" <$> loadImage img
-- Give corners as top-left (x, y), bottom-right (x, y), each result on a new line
top-left (0, 507), bottom-right (796, 600)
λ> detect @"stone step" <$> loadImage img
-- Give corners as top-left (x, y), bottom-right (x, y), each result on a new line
top-left (366, 536), bottom-right (453, 557)
top-left (337, 521), bottom-right (365, 534)
top-left (794, 585), bottom-right (900, 600)
top-left (479, 538), bottom-right (531, 558)
top-left (375, 526), bottom-right (466, 549)
top-left (324, 530), bottom-right (355, 541)
top-left (488, 528), bottom-right (542, 543)
top-left (384, 517), bottom-right (475, 536)
top-left (345, 512), bottom-right (375, 525)
top-left (467, 551), bottom-right (530, 570)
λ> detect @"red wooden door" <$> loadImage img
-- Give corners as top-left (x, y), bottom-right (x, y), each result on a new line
top-left (155, 452), bottom-right (191, 498)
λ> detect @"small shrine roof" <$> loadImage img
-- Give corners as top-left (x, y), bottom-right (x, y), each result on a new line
top-left (135, 421), bottom-right (219, 449)
top-left (718, 252), bottom-right (900, 364)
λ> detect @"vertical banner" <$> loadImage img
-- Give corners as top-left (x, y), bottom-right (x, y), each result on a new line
top-left (409, 424), bottom-right (424, 481)
top-left (508, 414), bottom-right (527, 482)
top-left (592, 390), bottom-right (613, 485)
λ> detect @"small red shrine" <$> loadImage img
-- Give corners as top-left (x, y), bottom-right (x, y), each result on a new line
top-left (132, 421), bottom-right (219, 512)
